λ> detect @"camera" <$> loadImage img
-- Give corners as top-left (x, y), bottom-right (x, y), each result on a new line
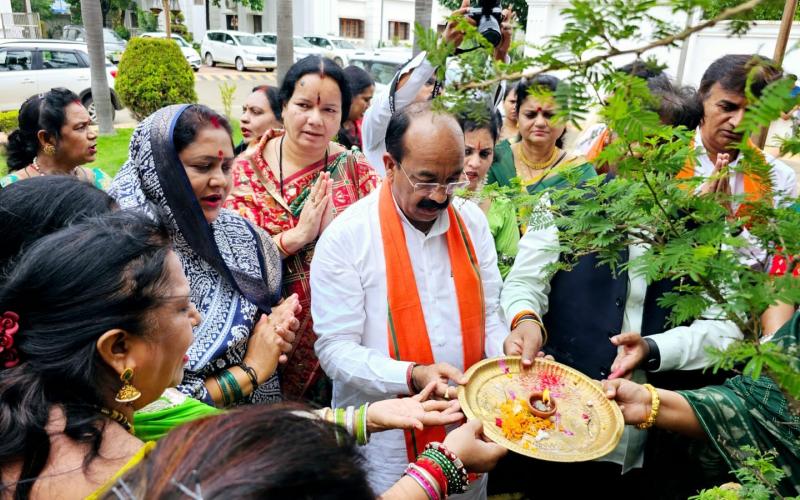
top-left (468, 0), bottom-right (503, 47)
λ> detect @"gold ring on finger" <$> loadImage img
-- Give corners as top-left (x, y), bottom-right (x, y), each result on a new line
top-left (444, 387), bottom-right (450, 399)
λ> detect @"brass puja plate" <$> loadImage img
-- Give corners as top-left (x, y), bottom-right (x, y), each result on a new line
top-left (457, 356), bottom-right (624, 462)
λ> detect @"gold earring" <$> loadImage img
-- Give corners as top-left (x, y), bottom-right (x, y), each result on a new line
top-left (42, 144), bottom-right (56, 156)
top-left (115, 367), bottom-right (142, 403)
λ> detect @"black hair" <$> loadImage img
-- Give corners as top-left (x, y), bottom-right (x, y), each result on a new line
top-left (252, 85), bottom-right (282, 122)
top-left (278, 56), bottom-right (352, 126)
top-left (617, 61), bottom-right (665, 83)
top-left (503, 79), bottom-right (520, 100)
top-left (698, 54), bottom-right (782, 102)
top-left (515, 75), bottom-right (567, 149)
top-left (6, 88), bottom-right (81, 171)
top-left (0, 212), bottom-right (173, 499)
top-left (343, 65), bottom-right (374, 100)
top-left (111, 404), bottom-right (373, 499)
top-left (648, 78), bottom-right (702, 129)
top-left (0, 176), bottom-right (116, 270)
top-left (172, 104), bottom-right (234, 154)
top-left (458, 108), bottom-right (500, 144)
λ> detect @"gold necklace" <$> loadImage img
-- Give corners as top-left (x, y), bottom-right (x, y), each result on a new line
top-left (518, 145), bottom-right (559, 170)
top-left (98, 406), bottom-right (134, 433)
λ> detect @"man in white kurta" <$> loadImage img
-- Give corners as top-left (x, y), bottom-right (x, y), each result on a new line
top-left (312, 104), bottom-right (506, 497)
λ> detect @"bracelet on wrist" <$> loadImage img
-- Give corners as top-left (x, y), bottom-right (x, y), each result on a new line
top-left (407, 363), bottom-right (418, 394)
top-left (239, 361), bottom-right (260, 393)
top-left (636, 383), bottom-right (660, 430)
top-left (276, 232), bottom-right (292, 257)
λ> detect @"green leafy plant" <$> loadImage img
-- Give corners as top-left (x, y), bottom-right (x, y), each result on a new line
top-left (690, 447), bottom-right (800, 499)
top-left (418, 0), bottom-right (800, 493)
top-left (115, 38), bottom-right (197, 121)
top-left (218, 82), bottom-right (237, 122)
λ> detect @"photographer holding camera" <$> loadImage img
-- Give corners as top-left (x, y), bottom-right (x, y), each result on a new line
top-left (361, 0), bottom-right (514, 175)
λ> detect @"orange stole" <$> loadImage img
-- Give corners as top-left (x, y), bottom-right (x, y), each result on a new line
top-left (378, 182), bottom-right (485, 462)
top-left (677, 139), bottom-right (773, 217)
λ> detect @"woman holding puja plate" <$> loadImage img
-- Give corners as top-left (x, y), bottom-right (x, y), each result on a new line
top-left (225, 56), bottom-right (379, 403)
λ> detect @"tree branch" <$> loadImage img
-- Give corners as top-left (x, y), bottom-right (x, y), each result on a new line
top-left (456, 0), bottom-right (765, 91)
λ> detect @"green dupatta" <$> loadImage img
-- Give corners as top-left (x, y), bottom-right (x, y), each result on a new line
top-left (133, 388), bottom-right (221, 441)
top-left (487, 139), bottom-right (596, 194)
top-left (680, 312), bottom-right (800, 495)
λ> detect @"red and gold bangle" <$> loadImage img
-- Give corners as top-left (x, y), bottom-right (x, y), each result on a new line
top-left (511, 309), bottom-right (541, 330)
top-left (415, 457), bottom-right (448, 497)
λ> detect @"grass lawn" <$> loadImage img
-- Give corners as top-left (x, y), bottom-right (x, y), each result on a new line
top-left (0, 119), bottom-right (243, 179)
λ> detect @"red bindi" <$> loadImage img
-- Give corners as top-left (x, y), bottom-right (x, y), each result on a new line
top-left (217, 149), bottom-right (224, 159)
top-left (316, 93), bottom-right (321, 106)
top-left (477, 141), bottom-right (482, 150)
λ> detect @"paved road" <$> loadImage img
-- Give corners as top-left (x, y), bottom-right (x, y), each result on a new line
top-left (114, 65), bottom-right (277, 128)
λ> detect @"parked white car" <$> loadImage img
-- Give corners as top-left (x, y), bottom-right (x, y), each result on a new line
top-left (61, 25), bottom-right (127, 63)
top-left (347, 52), bottom-right (409, 93)
top-left (256, 33), bottom-right (324, 63)
top-left (200, 30), bottom-right (276, 71)
top-left (140, 32), bottom-right (201, 71)
top-left (0, 39), bottom-right (123, 120)
top-left (303, 35), bottom-right (362, 66)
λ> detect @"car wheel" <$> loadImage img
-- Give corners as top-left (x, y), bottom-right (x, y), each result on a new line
top-left (333, 56), bottom-right (343, 66)
top-left (83, 95), bottom-right (115, 123)
top-left (204, 52), bottom-right (215, 67)
top-left (235, 57), bottom-right (245, 72)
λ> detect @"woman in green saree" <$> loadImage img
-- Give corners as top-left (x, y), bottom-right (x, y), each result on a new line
top-left (487, 76), bottom-right (595, 194)
top-left (458, 111), bottom-right (519, 278)
top-left (603, 312), bottom-right (800, 496)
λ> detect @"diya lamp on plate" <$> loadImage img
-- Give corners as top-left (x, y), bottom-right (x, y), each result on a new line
top-left (527, 388), bottom-right (557, 418)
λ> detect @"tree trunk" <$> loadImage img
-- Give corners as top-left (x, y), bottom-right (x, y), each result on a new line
top-left (162, 0), bottom-right (171, 36)
top-left (413, 0), bottom-right (432, 56)
top-left (276, 0), bottom-right (294, 82)
top-left (80, 0), bottom-right (115, 135)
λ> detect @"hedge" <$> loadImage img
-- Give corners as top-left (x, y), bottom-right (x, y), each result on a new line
top-left (115, 37), bottom-right (197, 121)
top-left (0, 110), bottom-right (18, 133)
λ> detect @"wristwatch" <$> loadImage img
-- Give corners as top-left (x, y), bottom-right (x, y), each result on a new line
top-left (643, 337), bottom-right (661, 371)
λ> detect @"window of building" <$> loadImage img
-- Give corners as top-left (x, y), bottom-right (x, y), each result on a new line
top-left (388, 21), bottom-right (410, 41)
top-left (252, 14), bottom-right (262, 33)
top-left (225, 14), bottom-right (238, 30)
top-left (339, 18), bottom-right (364, 39)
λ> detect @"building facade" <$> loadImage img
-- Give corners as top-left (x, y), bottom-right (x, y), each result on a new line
top-left (135, 0), bottom-right (449, 48)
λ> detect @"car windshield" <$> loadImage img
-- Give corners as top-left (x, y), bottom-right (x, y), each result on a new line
top-left (103, 29), bottom-right (124, 44)
top-left (170, 35), bottom-right (189, 47)
top-left (235, 35), bottom-right (266, 46)
top-left (332, 39), bottom-right (355, 49)
top-left (294, 37), bottom-right (313, 48)
top-left (365, 61), bottom-right (400, 85)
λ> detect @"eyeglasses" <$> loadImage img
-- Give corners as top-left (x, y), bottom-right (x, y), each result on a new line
top-left (396, 163), bottom-right (469, 196)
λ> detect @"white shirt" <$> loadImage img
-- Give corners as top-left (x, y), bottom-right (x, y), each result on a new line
top-left (362, 52), bottom-right (506, 176)
top-left (312, 185), bottom-right (506, 496)
top-left (500, 223), bottom-right (742, 471)
top-left (362, 53), bottom-right (436, 174)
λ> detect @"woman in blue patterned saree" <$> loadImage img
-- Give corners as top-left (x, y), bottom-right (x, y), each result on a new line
top-left (111, 105), bottom-right (300, 428)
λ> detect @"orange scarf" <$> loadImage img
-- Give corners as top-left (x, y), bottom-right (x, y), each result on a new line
top-left (677, 138), bottom-right (773, 217)
top-left (379, 182), bottom-right (485, 462)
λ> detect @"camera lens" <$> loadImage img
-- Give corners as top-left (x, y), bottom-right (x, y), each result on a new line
top-left (479, 15), bottom-right (501, 46)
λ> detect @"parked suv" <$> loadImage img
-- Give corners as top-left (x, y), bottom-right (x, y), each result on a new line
top-left (200, 30), bottom-right (276, 71)
top-left (303, 35), bottom-right (361, 66)
top-left (61, 25), bottom-right (127, 63)
top-left (0, 40), bottom-right (123, 120)
top-left (140, 32), bottom-right (201, 71)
